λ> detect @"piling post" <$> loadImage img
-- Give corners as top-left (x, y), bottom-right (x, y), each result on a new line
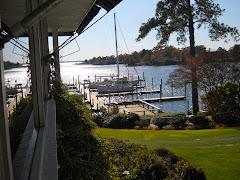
top-left (132, 85), bottom-right (134, 100)
top-left (184, 84), bottom-right (187, 99)
top-left (152, 77), bottom-right (153, 89)
top-left (108, 92), bottom-right (111, 113)
top-left (89, 88), bottom-right (91, 104)
top-left (160, 78), bottom-right (162, 99)
top-left (140, 78), bottom-right (142, 89)
top-left (171, 82), bottom-right (174, 97)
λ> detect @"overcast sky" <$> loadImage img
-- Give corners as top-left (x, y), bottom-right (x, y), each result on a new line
top-left (3, 0), bottom-right (240, 63)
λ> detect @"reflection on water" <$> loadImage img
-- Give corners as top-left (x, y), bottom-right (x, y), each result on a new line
top-left (4, 67), bottom-right (29, 87)
top-left (4, 62), bottom-right (191, 113)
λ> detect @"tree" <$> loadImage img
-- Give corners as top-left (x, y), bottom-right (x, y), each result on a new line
top-left (167, 53), bottom-right (240, 93)
top-left (172, 49), bottom-right (183, 62)
top-left (136, 0), bottom-right (239, 115)
top-left (202, 82), bottom-right (240, 113)
top-left (229, 44), bottom-right (240, 59)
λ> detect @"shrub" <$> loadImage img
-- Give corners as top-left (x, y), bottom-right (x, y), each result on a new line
top-left (92, 114), bottom-right (105, 127)
top-left (202, 82), bottom-right (240, 113)
top-left (170, 117), bottom-right (188, 130)
top-left (8, 96), bottom-right (32, 158)
top-left (151, 116), bottom-right (187, 130)
top-left (135, 118), bottom-right (150, 128)
top-left (163, 124), bottom-right (175, 130)
top-left (104, 113), bottom-right (139, 129)
top-left (151, 117), bottom-right (169, 129)
top-left (52, 81), bottom-right (109, 179)
top-left (175, 161), bottom-right (206, 180)
top-left (212, 111), bottom-right (240, 127)
top-left (105, 139), bottom-right (206, 179)
top-left (188, 116), bottom-right (210, 129)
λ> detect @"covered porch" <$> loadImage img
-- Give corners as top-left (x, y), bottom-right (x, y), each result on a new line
top-left (0, 0), bottom-right (121, 179)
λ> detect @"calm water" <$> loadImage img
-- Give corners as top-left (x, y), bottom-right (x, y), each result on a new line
top-left (4, 62), bottom-right (192, 113)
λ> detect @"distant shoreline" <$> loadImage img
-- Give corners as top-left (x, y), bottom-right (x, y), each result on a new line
top-left (4, 60), bottom-right (24, 70)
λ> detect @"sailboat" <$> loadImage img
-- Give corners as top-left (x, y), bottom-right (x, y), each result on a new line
top-left (96, 13), bottom-right (138, 94)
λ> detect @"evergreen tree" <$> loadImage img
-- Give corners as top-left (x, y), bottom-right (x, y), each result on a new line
top-left (136, 0), bottom-right (239, 115)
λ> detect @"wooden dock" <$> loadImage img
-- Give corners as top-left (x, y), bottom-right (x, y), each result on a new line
top-left (95, 89), bottom-right (162, 97)
top-left (7, 88), bottom-right (30, 117)
top-left (75, 84), bottom-right (185, 115)
top-left (107, 96), bottom-right (186, 106)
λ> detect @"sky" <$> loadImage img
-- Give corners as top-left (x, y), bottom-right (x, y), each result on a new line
top-left (3, 0), bottom-right (240, 63)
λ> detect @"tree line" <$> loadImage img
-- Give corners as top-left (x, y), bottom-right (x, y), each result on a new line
top-left (85, 44), bottom-right (240, 66)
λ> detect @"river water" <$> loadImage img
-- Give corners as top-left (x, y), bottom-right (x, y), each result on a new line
top-left (4, 61), bottom-right (193, 113)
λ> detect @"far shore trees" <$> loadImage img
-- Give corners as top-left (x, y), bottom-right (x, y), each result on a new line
top-left (136, 0), bottom-right (240, 115)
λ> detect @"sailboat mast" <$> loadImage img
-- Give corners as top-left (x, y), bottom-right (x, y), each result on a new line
top-left (114, 13), bottom-right (119, 77)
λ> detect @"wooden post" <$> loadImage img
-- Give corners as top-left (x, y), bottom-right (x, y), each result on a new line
top-left (160, 78), bottom-right (162, 99)
top-left (185, 84), bottom-right (187, 99)
top-left (132, 86), bottom-right (134, 100)
top-left (83, 83), bottom-right (85, 102)
top-left (152, 77), bottom-right (153, 89)
top-left (15, 94), bottom-right (17, 108)
top-left (89, 89), bottom-right (91, 104)
top-left (171, 82), bottom-right (174, 97)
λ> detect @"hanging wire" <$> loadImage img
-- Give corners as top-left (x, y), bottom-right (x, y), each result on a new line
top-left (12, 38), bottom-right (29, 53)
top-left (116, 16), bottom-right (138, 76)
top-left (53, 11), bottom-right (108, 55)
top-left (60, 38), bottom-right (80, 58)
top-left (10, 40), bottom-right (29, 54)
top-left (17, 39), bottom-right (29, 45)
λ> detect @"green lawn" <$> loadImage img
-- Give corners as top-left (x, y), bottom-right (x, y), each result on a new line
top-left (95, 128), bottom-right (240, 180)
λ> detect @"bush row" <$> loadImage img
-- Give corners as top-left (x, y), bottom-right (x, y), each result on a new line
top-left (105, 138), bottom-right (206, 179)
top-left (212, 111), bottom-right (240, 127)
top-left (93, 113), bottom-right (139, 129)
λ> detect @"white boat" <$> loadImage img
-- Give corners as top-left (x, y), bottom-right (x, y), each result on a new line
top-left (96, 14), bottom-right (138, 94)
top-left (97, 81), bottom-right (133, 94)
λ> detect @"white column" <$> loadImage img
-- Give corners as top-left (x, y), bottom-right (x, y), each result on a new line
top-left (52, 29), bottom-right (61, 81)
top-left (27, 0), bottom-right (45, 127)
top-left (0, 14), bottom-right (14, 180)
top-left (40, 18), bottom-right (50, 100)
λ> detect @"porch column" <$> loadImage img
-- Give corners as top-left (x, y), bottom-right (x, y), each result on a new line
top-left (27, 0), bottom-right (45, 127)
top-left (40, 18), bottom-right (50, 100)
top-left (0, 14), bottom-right (14, 180)
top-left (52, 29), bottom-right (61, 81)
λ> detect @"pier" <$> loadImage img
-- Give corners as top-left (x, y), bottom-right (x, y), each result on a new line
top-left (74, 83), bottom-right (185, 116)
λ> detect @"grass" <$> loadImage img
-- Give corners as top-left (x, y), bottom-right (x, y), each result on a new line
top-left (95, 128), bottom-right (240, 180)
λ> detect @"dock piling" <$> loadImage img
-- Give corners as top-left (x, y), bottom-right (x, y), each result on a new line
top-left (152, 78), bottom-right (153, 89)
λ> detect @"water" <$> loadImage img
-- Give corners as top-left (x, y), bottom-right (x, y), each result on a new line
top-left (4, 62), bottom-right (191, 113)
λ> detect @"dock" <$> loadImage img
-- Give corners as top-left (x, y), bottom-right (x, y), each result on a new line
top-left (7, 88), bottom-right (30, 117)
top-left (95, 89), bottom-right (162, 97)
top-left (70, 83), bottom-right (186, 116)
top-left (112, 96), bottom-right (186, 105)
